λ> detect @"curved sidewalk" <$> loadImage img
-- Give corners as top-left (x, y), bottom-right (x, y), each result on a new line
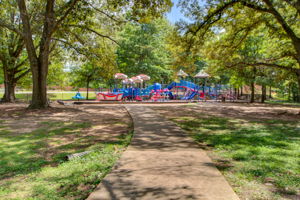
top-left (87, 105), bottom-right (240, 200)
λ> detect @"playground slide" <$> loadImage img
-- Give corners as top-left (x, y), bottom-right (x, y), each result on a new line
top-left (182, 91), bottom-right (198, 100)
top-left (167, 82), bottom-right (176, 90)
top-left (167, 80), bottom-right (200, 91)
top-left (187, 91), bottom-right (198, 100)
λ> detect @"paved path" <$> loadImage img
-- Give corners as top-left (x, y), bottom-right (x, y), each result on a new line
top-left (87, 105), bottom-right (240, 200)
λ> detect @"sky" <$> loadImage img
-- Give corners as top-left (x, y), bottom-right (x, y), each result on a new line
top-left (166, 0), bottom-right (187, 24)
top-left (166, 0), bottom-right (206, 24)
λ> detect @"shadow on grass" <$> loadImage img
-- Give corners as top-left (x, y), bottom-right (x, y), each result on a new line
top-left (0, 121), bottom-right (91, 179)
top-left (175, 115), bottom-right (300, 196)
top-left (0, 126), bottom-right (133, 200)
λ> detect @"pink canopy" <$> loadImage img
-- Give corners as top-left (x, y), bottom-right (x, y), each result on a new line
top-left (131, 76), bottom-right (143, 83)
top-left (137, 74), bottom-right (151, 81)
top-left (114, 73), bottom-right (128, 80)
top-left (122, 78), bottom-right (133, 84)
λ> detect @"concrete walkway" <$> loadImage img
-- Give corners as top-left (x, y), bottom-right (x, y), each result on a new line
top-left (87, 105), bottom-right (240, 200)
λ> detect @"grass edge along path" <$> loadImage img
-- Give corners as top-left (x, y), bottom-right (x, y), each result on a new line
top-left (0, 119), bottom-right (133, 200)
top-left (157, 109), bottom-right (300, 200)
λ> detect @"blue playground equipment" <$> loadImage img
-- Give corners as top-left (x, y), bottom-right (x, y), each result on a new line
top-left (122, 88), bottom-right (142, 101)
top-left (108, 75), bottom-right (230, 102)
top-left (166, 80), bottom-right (226, 100)
top-left (167, 80), bottom-right (200, 91)
top-left (72, 92), bottom-right (85, 100)
top-left (167, 80), bottom-right (201, 100)
top-left (181, 90), bottom-right (198, 100)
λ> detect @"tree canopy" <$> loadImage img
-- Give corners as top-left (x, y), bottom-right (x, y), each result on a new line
top-left (116, 18), bottom-right (173, 82)
top-left (1, 0), bottom-right (300, 104)
top-left (172, 0), bottom-right (300, 100)
top-left (0, 0), bottom-right (172, 108)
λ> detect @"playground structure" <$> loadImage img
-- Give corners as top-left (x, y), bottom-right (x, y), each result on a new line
top-left (72, 92), bottom-right (85, 100)
top-left (74, 71), bottom-right (237, 102)
top-left (96, 92), bottom-right (123, 101)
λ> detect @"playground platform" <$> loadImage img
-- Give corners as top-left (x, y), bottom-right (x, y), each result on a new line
top-left (72, 100), bottom-right (205, 104)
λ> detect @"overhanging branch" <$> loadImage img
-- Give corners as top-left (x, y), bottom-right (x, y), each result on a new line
top-left (232, 61), bottom-right (298, 72)
top-left (15, 68), bottom-right (30, 81)
top-left (87, 2), bottom-right (126, 24)
top-left (0, 19), bottom-right (23, 35)
top-left (51, 38), bottom-right (99, 58)
top-left (64, 24), bottom-right (120, 45)
top-left (52, 0), bottom-right (80, 33)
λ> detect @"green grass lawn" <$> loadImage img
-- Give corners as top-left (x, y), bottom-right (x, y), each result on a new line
top-left (0, 92), bottom-right (97, 101)
top-left (266, 100), bottom-right (300, 106)
top-left (47, 92), bottom-right (96, 100)
top-left (164, 112), bottom-right (300, 199)
top-left (0, 115), bottom-right (132, 200)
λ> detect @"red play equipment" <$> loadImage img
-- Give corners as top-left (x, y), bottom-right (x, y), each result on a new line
top-left (96, 93), bottom-right (123, 101)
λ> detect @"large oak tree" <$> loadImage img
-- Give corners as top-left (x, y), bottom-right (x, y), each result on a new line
top-left (0, 1), bottom-right (29, 102)
top-left (0, 0), bottom-right (171, 108)
top-left (177, 0), bottom-right (300, 96)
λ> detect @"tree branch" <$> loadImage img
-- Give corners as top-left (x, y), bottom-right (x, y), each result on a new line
top-left (51, 38), bottom-right (98, 57)
top-left (282, 0), bottom-right (300, 13)
top-left (65, 24), bottom-right (120, 45)
top-left (17, 0), bottom-right (38, 61)
top-left (263, 0), bottom-right (300, 45)
top-left (53, 0), bottom-right (80, 33)
top-left (15, 68), bottom-right (30, 81)
top-left (187, 0), bottom-right (239, 36)
top-left (12, 37), bottom-right (25, 58)
top-left (239, 1), bottom-right (271, 13)
top-left (87, 2), bottom-right (126, 23)
top-left (0, 19), bottom-right (23, 35)
top-left (232, 61), bottom-right (298, 72)
top-left (14, 58), bottom-right (28, 70)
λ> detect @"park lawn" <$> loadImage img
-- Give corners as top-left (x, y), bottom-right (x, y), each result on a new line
top-left (266, 100), bottom-right (300, 106)
top-left (0, 104), bottom-right (132, 200)
top-left (47, 92), bottom-right (96, 100)
top-left (154, 104), bottom-right (300, 200)
top-left (0, 92), bottom-right (96, 101)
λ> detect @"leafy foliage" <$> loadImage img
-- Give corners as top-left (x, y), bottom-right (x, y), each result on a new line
top-left (116, 19), bottom-right (173, 82)
top-left (174, 0), bottom-right (300, 101)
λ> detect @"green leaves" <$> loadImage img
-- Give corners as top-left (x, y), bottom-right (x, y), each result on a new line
top-left (116, 19), bottom-right (173, 82)
top-left (171, 0), bottom-right (300, 97)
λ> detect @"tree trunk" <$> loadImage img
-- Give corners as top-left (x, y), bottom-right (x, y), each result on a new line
top-left (2, 81), bottom-right (16, 103)
top-left (292, 87), bottom-right (296, 102)
top-left (1, 61), bottom-right (17, 102)
top-left (269, 86), bottom-right (272, 99)
top-left (288, 84), bottom-right (291, 101)
top-left (86, 78), bottom-right (90, 100)
top-left (29, 62), bottom-right (49, 109)
top-left (250, 81), bottom-right (255, 103)
top-left (1, 62), bottom-right (14, 102)
top-left (18, 0), bottom-right (53, 109)
top-left (296, 71), bottom-right (300, 102)
top-left (240, 86), bottom-right (243, 96)
top-left (261, 84), bottom-right (266, 103)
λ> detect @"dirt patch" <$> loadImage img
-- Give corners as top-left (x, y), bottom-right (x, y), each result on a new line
top-left (150, 102), bottom-right (300, 122)
top-left (0, 102), bottom-right (132, 165)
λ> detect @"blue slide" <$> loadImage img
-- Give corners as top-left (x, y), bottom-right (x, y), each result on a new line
top-left (72, 92), bottom-right (85, 100)
top-left (182, 91), bottom-right (198, 100)
top-left (167, 82), bottom-right (176, 90)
